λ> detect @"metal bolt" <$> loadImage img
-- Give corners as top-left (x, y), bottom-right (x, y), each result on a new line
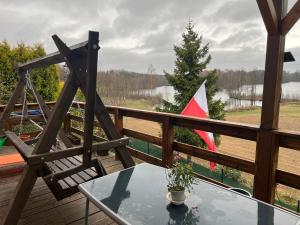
top-left (93, 44), bottom-right (98, 49)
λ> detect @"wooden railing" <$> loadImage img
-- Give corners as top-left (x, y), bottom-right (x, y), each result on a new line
top-left (62, 103), bottom-right (300, 191)
top-left (1, 102), bottom-right (300, 198)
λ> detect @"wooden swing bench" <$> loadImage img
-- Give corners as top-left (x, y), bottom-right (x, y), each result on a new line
top-left (0, 31), bottom-right (135, 225)
top-left (5, 130), bottom-right (129, 200)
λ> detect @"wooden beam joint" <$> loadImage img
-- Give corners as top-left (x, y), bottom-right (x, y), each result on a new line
top-left (257, 0), bottom-right (278, 34)
top-left (281, 0), bottom-right (300, 35)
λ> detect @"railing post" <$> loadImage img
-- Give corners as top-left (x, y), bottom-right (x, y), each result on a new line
top-left (4, 119), bottom-right (13, 132)
top-left (4, 119), bottom-right (13, 146)
top-left (63, 113), bottom-right (71, 134)
top-left (114, 108), bottom-right (123, 135)
top-left (162, 117), bottom-right (174, 168)
top-left (114, 108), bottom-right (123, 160)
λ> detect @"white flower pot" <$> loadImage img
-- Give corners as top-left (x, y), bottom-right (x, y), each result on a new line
top-left (170, 190), bottom-right (186, 202)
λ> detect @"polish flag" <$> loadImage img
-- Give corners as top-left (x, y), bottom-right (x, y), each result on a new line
top-left (181, 80), bottom-right (216, 171)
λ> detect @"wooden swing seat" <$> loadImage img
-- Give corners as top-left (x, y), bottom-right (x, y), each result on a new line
top-left (5, 131), bottom-right (129, 200)
top-left (43, 156), bottom-right (104, 200)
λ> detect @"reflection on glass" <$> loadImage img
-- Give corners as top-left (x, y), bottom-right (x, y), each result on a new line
top-left (167, 204), bottom-right (200, 225)
top-left (81, 163), bottom-right (300, 225)
top-left (102, 167), bottom-right (134, 212)
top-left (257, 202), bottom-right (274, 225)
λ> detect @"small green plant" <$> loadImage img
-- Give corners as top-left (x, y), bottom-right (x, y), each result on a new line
top-left (216, 165), bottom-right (244, 183)
top-left (167, 155), bottom-right (197, 192)
top-left (12, 123), bottom-right (42, 134)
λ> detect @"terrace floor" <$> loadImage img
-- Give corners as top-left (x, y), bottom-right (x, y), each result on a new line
top-left (0, 152), bottom-right (123, 225)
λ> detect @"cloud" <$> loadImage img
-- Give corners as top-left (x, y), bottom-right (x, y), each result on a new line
top-left (209, 47), bottom-right (265, 71)
top-left (219, 26), bottom-right (265, 49)
top-left (0, 0), bottom-right (299, 73)
top-left (100, 47), bottom-right (174, 73)
top-left (211, 0), bottom-right (260, 23)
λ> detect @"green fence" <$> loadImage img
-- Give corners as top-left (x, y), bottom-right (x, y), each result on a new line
top-left (128, 138), bottom-right (162, 159)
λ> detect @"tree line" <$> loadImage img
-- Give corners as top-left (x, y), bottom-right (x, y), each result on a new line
top-left (60, 68), bottom-right (300, 98)
top-left (216, 69), bottom-right (300, 90)
top-left (60, 67), bottom-right (300, 107)
top-left (59, 68), bottom-right (168, 105)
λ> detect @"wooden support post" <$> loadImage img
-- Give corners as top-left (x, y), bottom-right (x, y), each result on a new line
top-left (32, 34), bottom-right (87, 154)
top-left (31, 84), bottom-right (51, 116)
top-left (87, 93), bottom-right (135, 167)
top-left (114, 108), bottom-right (123, 159)
top-left (52, 33), bottom-right (134, 168)
top-left (254, 0), bottom-right (287, 203)
top-left (162, 117), bottom-right (174, 168)
top-left (2, 166), bottom-right (38, 225)
top-left (33, 68), bottom-right (79, 154)
top-left (83, 31), bottom-right (99, 164)
top-left (31, 82), bottom-right (73, 148)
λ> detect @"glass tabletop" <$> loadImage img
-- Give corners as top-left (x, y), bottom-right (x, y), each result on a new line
top-left (79, 163), bottom-right (300, 225)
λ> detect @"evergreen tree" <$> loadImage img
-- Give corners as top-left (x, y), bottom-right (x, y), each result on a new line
top-left (157, 21), bottom-right (225, 147)
top-left (0, 41), bottom-right (59, 104)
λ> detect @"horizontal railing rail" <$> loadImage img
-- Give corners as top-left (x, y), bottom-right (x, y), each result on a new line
top-left (106, 105), bottom-right (259, 141)
top-left (0, 102), bottom-right (56, 113)
top-left (65, 102), bottom-right (300, 151)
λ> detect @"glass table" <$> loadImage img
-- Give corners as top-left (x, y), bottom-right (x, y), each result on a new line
top-left (79, 163), bottom-right (300, 225)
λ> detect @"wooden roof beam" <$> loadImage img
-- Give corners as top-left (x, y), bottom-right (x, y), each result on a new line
top-left (17, 41), bottom-right (88, 71)
top-left (257, 0), bottom-right (278, 34)
top-left (282, 0), bottom-right (300, 35)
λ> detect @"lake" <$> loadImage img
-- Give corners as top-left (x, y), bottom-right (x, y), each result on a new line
top-left (146, 82), bottom-right (300, 110)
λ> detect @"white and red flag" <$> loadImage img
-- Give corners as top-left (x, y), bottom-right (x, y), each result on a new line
top-left (181, 80), bottom-right (216, 171)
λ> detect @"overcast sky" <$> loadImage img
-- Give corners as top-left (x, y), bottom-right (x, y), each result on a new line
top-left (1, 0), bottom-right (300, 73)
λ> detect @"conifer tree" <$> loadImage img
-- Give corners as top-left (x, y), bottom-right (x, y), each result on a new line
top-left (157, 21), bottom-right (225, 147)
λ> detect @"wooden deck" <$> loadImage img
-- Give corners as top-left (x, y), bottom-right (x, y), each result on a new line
top-left (0, 153), bottom-right (123, 225)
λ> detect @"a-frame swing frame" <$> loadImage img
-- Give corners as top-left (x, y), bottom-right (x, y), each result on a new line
top-left (1, 31), bottom-right (134, 225)
top-left (0, 69), bottom-right (74, 149)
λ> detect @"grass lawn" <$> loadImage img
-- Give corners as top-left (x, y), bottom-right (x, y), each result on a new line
top-left (225, 103), bottom-right (300, 130)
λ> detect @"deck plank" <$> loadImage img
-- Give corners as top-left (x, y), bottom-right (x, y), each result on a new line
top-left (0, 153), bottom-right (120, 225)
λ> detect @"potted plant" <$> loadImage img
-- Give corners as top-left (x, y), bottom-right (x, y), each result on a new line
top-left (166, 155), bottom-right (197, 204)
top-left (20, 134), bottom-right (31, 141)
